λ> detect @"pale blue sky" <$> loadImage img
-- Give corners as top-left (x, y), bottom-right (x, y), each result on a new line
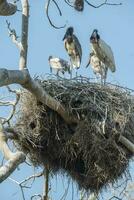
top-left (0, 0), bottom-right (134, 199)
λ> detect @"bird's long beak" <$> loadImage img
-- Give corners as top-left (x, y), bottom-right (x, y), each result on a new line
top-left (62, 33), bottom-right (67, 41)
top-left (95, 38), bottom-right (99, 43)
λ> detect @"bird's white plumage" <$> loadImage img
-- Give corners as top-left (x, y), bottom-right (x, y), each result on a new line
top-left (64, 34), bottom-right (82, 69)
top-left (48, 56), bottom-right (71, 76)
top-left (89, 53), bottom-right (107, 83)
top-left (91, 39), bottom-right (116, 73)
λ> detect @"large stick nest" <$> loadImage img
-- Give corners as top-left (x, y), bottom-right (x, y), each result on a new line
top-left (15, 76), bottom-right (134, 192)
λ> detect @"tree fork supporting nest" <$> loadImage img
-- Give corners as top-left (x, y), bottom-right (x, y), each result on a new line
top-left (0, 68), bottom-right (78, 125)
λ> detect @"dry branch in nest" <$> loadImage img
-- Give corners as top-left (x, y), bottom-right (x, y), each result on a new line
top-left (14, 76), bottom-right (134, 193)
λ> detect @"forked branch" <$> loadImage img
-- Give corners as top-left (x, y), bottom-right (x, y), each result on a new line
top-left (0, 68), bottom-right (78, 124)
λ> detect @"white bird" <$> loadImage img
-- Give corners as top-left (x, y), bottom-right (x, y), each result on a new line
top-left (48, 56), bottom-right (71, 76)
top-left (86, 52), bottom-right (107, 84)
top-left (63, 27), bottom-right (82, 71)
top-left (90, 29), bottom-right (116, 80)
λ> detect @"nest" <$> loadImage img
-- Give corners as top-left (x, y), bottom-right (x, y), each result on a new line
top-left (14, 76), bottom-right (134, 193)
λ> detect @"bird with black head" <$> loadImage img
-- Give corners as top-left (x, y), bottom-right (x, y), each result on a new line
top-left (90, 29), bottom-right (116, 73)
top-left (63, 27), bottom-right (82, 77)
top-left (86, 29), bottom-right (116, 83)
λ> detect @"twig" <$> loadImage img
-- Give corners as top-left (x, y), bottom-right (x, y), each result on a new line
top-left (6, 20), bottom-right (21, 49)
top-left (43, 166), bottom-right (50, 200)
top-left (0, 120), bottom-right (26, 183)
top-left (60, 179), bottom-right (70, 200)
top-left (64, 0), bottom-right (74, 7)
top-left (1, 86), bottom-right (20, 125)
top-left (31, 194), bottom-right (43, 200)
top-left (108, 196), bottom-right (122, 200)
top-left (52, 0), bottom-right (62, 16)
top-left (45, 0), bottom-right (66, 29)
top-left (85, 0), bottom-right (122, 8)
top-left (119, 135), bottom-right (134, 153)
top-left (9, 171), bottom-right (44, 200)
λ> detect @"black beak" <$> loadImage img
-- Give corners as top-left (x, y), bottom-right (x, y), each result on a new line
top-left (62, 33), bottom-right (67, 41)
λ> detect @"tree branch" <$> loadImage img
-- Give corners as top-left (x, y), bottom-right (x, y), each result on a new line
top-left (43, 165), bottom-right (50, 200)
top-left (45, 0), bottom-right (66, 29)
top-left (19, 0), bottom-right (29, 70)
top-left (0, 122), bottom-right (26, 183)
top-left (1, 86), bottom-right (21, 125)
top-left (0, 0), bottom-right (17, 16)
top-left (6, 20), bottom-right (21, 50)
top-left (0, 68), bottom-right (78, 124)
top-left (119, 135), bottom-right (134, 154)
top-left (85, 0), bottom-right (122, 8)
top-left (9, 171), bottom-right (44, 200)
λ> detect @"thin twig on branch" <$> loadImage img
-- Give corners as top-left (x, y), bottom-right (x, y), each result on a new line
top-left (1, 86), bottom-right (20, 125)
top-left (6, 20), bottom-right (21, 49)
top-left (85, 0), bottom-right (122, 8)
top-left (9, 171), bottom-right (44, 200)
top-left (43, 165), bottom-right (50, 200)
top-left (64, 0), bottom-right (74, 7)
top-left (45, 0), bottom-right (66, 29)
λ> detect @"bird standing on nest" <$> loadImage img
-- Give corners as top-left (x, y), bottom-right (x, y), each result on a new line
top-left (74, 0), bottom-right (84, 12)
top-left (48, 56), bottom-right (71, 77)
top-left (88, 29), bottom-right (116, 83)
top-left (63, 27), bottom-right (82, 77)
top-left (86, 52), bottom-right (106, 84)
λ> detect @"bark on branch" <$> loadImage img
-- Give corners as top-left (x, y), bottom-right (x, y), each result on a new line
top-left (119, 135), bottom-right (134, 153)
top-left (0, 0), bottom-right (17, 16)
top-left (19, 0), bottom-right (29, 70)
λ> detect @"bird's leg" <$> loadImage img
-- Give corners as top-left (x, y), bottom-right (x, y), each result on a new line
top-left (50, 67), bottom-right (52, 74)
top-left (100, 76), bottom-right (103, 85)
top-left (62, 70), bottom-right (66, 79)
top-left (70, 60), bottom-right (73, 79)
top-left (94, 72), bottom-right (99, 83)
top-left (56, 70), bottom-right (60, 79)
top-left (70, 67), bottom-right (72, 79)
top-left (104, 67), bottom-right (108, 85)
top-left (95, 75), bottom-right (99, 83)
top-left (75, 69), bottom-right (78, 77)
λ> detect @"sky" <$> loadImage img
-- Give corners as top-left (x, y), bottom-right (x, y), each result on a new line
top-left (0, 0), bottom-right (134, 199)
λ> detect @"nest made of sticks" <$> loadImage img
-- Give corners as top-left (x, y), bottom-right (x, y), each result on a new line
top-left (14, 76), bottom-right (134, 193)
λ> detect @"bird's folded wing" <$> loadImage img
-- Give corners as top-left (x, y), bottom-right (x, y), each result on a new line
top-left (99, 39), bottom-right (116, 72)
top-left (73, 34), bottom-right (82, 63)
